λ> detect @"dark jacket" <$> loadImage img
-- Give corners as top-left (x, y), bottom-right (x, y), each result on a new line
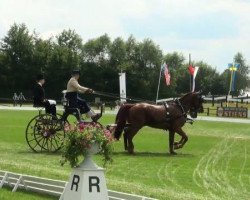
top-left (65, 92), bottom-right (78, 108)
top-left (33, 83), bottom-right (45, 107)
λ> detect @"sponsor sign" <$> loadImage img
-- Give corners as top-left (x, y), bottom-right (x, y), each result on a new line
top-left (217, 107), bottom-right (248, 118)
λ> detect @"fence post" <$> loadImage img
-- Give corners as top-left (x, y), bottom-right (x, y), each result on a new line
top-left (207, 107), bottom-right (209, 116)
top-left (212, 95), bottom-right (214, 107)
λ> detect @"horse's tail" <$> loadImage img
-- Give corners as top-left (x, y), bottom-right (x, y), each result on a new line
top-left (114, 104), bottom-right (134, 140)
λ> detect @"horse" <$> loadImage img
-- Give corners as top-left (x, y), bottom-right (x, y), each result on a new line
top-left (113, 92), bottom-right (204, 155)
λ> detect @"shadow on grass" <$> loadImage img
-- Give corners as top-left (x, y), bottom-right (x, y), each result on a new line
top-left (113, 151), bottom-right (194, 158)
top-left (17, 150), bottom-right (62, 156)
top-left (2, 186), bottom-right (57, 200)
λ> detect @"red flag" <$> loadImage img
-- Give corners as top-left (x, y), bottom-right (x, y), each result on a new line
top-left (164, 64), bottom-right (171, 86)
top-left (188, 65), bottom-right (195, 75)
top-left (188, 65), bottom-right (199, 92)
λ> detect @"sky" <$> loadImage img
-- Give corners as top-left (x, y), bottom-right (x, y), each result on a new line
top-left (0, 0), bottom-right (249, 72)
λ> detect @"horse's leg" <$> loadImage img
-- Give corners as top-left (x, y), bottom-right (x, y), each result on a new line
top-left (174, 128), bottom-right (188, 149)
top-left (174, 138), bottom-right (184, 146)
top-left (123, 131), bottom-right (128, 150)
top-left (127, 127), bottom-right (140, 154)
top-left (169, 130), bottom-right (177, 155)
top-left (123, 124), bottom-right (131, 150)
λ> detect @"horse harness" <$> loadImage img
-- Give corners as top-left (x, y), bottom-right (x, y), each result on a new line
top-left (163, 99), bottom-right (194, 124)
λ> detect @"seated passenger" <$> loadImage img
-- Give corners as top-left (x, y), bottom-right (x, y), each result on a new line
top-left (66, 69), bottom-right (101, 122)
top-left (33, 74), bottom-right (57, 118)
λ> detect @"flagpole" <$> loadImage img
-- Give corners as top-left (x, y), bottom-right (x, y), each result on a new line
top-left (156, 64), bottom-right (162, 103)
top-left (228, 69), bottom-right (233, 96)
top-left (189, 54), bottom-right (192, 92)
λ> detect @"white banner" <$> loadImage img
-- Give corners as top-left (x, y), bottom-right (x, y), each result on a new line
top-left (192, 66), bottom-right (199, 92)
top-left (119, 73), bottom-right (126, 102)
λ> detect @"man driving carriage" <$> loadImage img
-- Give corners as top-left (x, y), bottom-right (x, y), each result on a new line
top-left (65, 69), bottom-right (101, 122)
top-left (33, 74), bottom-right (57, 118)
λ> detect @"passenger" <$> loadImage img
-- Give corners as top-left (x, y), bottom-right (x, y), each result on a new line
top-left (66, 69), bottom-right (101, 122)
top-left (33, 74), bottom-right (57, 118)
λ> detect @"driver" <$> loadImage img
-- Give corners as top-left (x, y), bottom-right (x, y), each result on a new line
top-left (65, 69), bottom-right (101, 122)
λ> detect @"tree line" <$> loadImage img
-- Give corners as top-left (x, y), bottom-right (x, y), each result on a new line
top-left (0, 23), bottom-right (249, 102)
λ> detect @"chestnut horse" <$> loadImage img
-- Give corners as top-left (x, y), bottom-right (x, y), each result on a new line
top-left (114, 92), bottom-right (204, 155)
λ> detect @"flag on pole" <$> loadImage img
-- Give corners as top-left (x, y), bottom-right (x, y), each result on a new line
top-left (156, 63), bottom-right (170, 102)
top-left (188, 65), bottom-right (199, 92)
top-left (188, 65), bottom-right (195, 76)
top-left (163, 63), bottom-right (171, 86)
top-left (228, 63), bottom-right (240, 92)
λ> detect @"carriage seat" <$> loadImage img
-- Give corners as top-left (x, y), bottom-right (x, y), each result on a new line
top-left (64, 106), bottom-right (80, 115)
top-left (33, 104), bottom-right (46, 115)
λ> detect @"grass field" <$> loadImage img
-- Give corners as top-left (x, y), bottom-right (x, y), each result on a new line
top-left (0, 109), bottom-right (249, 200)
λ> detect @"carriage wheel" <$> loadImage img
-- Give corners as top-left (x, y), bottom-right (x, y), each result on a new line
top-left (25, 113), bottom-right (65, 152)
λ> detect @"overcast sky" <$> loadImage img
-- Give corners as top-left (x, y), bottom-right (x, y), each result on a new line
top-left (0, 0), bottom-right (249, 72)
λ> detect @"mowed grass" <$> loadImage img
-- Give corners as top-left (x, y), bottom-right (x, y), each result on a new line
top-left (0, 110), bottom-right (250, 200)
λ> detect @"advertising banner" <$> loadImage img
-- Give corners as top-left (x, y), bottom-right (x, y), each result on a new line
top-left (217, 107), bottom-right (248, 118)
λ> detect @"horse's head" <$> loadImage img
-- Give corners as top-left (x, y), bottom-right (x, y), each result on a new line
top-left (189, 91), bottom-right (204, 118)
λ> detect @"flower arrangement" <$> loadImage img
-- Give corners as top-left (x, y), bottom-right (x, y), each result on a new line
top-left (60, 122), bottom-right (114, 168)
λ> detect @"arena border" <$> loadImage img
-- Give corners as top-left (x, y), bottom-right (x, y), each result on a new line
top-left (0, 170), bottom-right (157, 200)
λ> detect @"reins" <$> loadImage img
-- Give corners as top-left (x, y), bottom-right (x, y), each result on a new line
top-left (93, 91), bottom-right (155, 104)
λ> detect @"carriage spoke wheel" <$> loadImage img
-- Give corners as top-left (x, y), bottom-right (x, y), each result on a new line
top-left (25, 113), bottom-right (65, 152)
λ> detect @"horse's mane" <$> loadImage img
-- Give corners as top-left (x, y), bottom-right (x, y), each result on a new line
top-left (179, 92), bottom-right (194, 101)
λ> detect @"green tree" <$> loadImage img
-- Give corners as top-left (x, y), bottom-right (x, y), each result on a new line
top-left (109, 37), bottom-right (126, 71)
top-left (1, 23), bottom-right (35, 96)
top-left (0, 52), bottom-right (8, 94)
top-left (234, 52), bottom-right (249, 78)
top-left (82, 34), bottom-right (111, 66)
top-left (194, 61), bottom-right (220, 95)
top-left (161, 52), bottom-right (186, 97)
top-left (125, 38), bottom-right (163, 100)
top-left (44, 29), bottom-right (84, 98)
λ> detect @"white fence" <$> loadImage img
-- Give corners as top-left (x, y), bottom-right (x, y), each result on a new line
top-left (156, 95), bottom-right (250, 104)
top-left (0, 170), bottom-right (157, 200)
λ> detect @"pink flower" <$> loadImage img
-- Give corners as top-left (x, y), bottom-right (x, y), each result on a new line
top-left (78, 122), bottom-right (86, 132)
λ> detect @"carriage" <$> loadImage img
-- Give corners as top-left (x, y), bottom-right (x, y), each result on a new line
top-left (25, 91), bottom-right (203, 155)
top-left (25, 91), bottom-right (107, 153)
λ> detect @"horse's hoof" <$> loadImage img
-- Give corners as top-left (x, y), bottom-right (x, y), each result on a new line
top-left (128, 151), bottom-right (135, 155)
top-left (170, 151), bottom-right (177, 155)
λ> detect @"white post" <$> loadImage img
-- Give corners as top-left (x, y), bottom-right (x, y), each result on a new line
top-left (0, 172), bottom-right (8, 188)
top-left (12, 175), bottom-right (22, 192)
top-left (119, 73), bottom-right (126, 103)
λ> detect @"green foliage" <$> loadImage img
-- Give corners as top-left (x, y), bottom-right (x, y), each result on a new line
top-left (234, 52), bottom-right (249, 77)
top-left (0, 23), bottom-right (249, 100)
top-left (0, 23), bottom-right (35, 95)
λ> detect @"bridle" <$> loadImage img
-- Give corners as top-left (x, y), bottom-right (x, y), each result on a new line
top-left (175, 94), bottom-right (203, 119)
top-left (175, 98), bottom-right (187, 117)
